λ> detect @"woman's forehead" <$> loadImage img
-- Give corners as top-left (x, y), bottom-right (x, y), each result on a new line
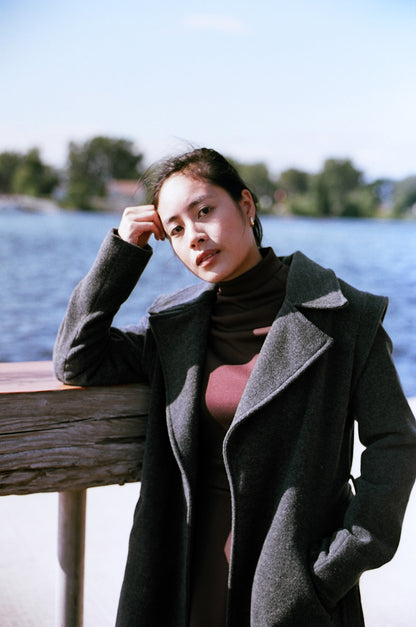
top-left (158, 175), bottom-right (220, 217)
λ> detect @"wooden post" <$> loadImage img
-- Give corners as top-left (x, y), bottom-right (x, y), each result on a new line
top-left (56, 490), bottom-right (87, 627)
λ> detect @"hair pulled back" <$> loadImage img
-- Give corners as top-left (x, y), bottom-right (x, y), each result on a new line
top-left (148, 147), bottom-right (263, 246)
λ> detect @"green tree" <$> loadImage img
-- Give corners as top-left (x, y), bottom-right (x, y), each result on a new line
top-left (274, 168), bottom-right (315, 215)
top-left (277, 168), bottom-right (309, 195)
top-left (228, 158), bottom-right (275, 211)
top-left (0, 151), bottom-right (23, 193)
top-left (343, 186), bottom-right (378, 218)
top-left (313, 158), bottom-right (364, 216)
top-left (285, 191), bottom-right (319, 217)
top-left (65, 136), bottom-right (144, 209)
top-left (11, 148), bottom-right (58, 197)
top-left (393, 176), bottom-right (416, 217)
top-left (369, 178), bottom-right (394, 206)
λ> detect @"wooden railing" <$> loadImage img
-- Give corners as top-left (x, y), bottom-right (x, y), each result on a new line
top-left (0, 361), bottom-right (150, 627)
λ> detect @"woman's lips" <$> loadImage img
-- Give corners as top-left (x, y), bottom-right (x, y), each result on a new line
top-left (196, 250), bottom-right (219, 266)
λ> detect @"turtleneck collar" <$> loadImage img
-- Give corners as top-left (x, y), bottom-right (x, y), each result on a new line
top-left (216, 247), bottom-right (288, 300)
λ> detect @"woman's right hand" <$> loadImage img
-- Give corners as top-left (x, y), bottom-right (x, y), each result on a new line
top-left (118, 205), bottom-right (166, 247)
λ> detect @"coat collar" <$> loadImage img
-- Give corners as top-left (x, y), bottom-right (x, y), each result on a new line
top-left (148, 251), bottom-right (348, 485)
top-left (147, 250), bottom-right (348, 315)
top-left (283, 250), bottom-right (348, 309)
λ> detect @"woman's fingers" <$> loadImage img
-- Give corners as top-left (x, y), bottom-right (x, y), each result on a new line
top-left (118, 205), bottom-right (165, 247)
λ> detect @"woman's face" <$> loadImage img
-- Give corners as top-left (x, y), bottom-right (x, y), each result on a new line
top-left (157, 173), bottom-right (261, 283)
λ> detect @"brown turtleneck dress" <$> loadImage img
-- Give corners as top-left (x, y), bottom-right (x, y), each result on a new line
top-left (190, 248), bottom-right (288, 626)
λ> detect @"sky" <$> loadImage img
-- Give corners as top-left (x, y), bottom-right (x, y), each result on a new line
top-left (1, 0), bottom-right (415, 181)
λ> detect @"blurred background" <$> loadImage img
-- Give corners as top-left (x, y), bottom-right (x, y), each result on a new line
top-left (1, 0), bottom-right (416, 182)
top-left (0, 1), bottom-right (415, 625)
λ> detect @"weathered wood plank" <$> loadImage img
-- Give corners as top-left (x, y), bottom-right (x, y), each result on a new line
top-left (0, 362), bottom-right (150, 495)
top-left (0, 360), bottom-right (74, 393)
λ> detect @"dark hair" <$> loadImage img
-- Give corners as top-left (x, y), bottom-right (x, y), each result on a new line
top-left (148, 147), bottom-right (263, 246)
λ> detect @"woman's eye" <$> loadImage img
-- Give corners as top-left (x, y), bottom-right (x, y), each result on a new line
top-left (170, 225), bottom-right (183, 237)
top-left (199, 206), bottom-right (211, 217)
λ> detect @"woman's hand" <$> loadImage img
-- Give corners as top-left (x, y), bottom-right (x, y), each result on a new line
top-left (118, 205), bottom-right (165, 247)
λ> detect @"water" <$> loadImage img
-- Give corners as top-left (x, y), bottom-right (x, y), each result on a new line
top-left (0, 211), bottom-right (415, 396)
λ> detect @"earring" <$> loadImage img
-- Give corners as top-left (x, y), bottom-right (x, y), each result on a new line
top-left (249, 216), bottom-right (255, 227)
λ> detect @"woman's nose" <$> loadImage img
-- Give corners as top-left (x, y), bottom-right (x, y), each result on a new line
top-left (189, 227), bottom-right (206, 248)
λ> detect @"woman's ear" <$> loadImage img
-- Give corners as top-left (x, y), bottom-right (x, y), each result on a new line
top-left (239, 189), bottom-right (256, 220)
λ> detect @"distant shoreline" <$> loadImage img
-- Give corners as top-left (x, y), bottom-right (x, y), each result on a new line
top-left (0, 194), bottom-right (61, 214)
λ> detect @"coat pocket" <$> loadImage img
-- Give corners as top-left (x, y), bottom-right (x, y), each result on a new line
top-left (309, 527), bottom-right (362, 615)
top-left (309, 558), bottom-right (337, 618)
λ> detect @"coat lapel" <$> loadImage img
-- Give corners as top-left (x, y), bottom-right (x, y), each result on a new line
top-left (233, 303), bottom-right (333, 423)
top-left (233, 251), bottom-right (348, 425)
top-left (148, 286), bottom-right (215, 509)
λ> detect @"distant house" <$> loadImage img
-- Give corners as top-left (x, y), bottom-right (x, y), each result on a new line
top-left (103, 179), bottom-right (146, 212)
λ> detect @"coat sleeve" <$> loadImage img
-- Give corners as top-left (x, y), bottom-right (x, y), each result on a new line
top-left (53, 229), bottom-right (154, 386)
top-left (311, 303), bottom-right (416, 609)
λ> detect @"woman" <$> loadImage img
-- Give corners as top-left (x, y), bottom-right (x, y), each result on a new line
top-left (54, 148), bottom-right (416, 626)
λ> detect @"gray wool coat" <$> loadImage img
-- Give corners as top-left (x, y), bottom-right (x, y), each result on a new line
top-left (53, 230), bottom-right (416, 627)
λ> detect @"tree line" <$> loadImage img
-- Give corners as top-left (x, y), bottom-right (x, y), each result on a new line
top-left (0, 136), bottom-right (415, 218)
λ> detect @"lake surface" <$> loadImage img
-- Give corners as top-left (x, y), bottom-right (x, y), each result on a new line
top-left (0, 210), bottom-right (415, 396)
